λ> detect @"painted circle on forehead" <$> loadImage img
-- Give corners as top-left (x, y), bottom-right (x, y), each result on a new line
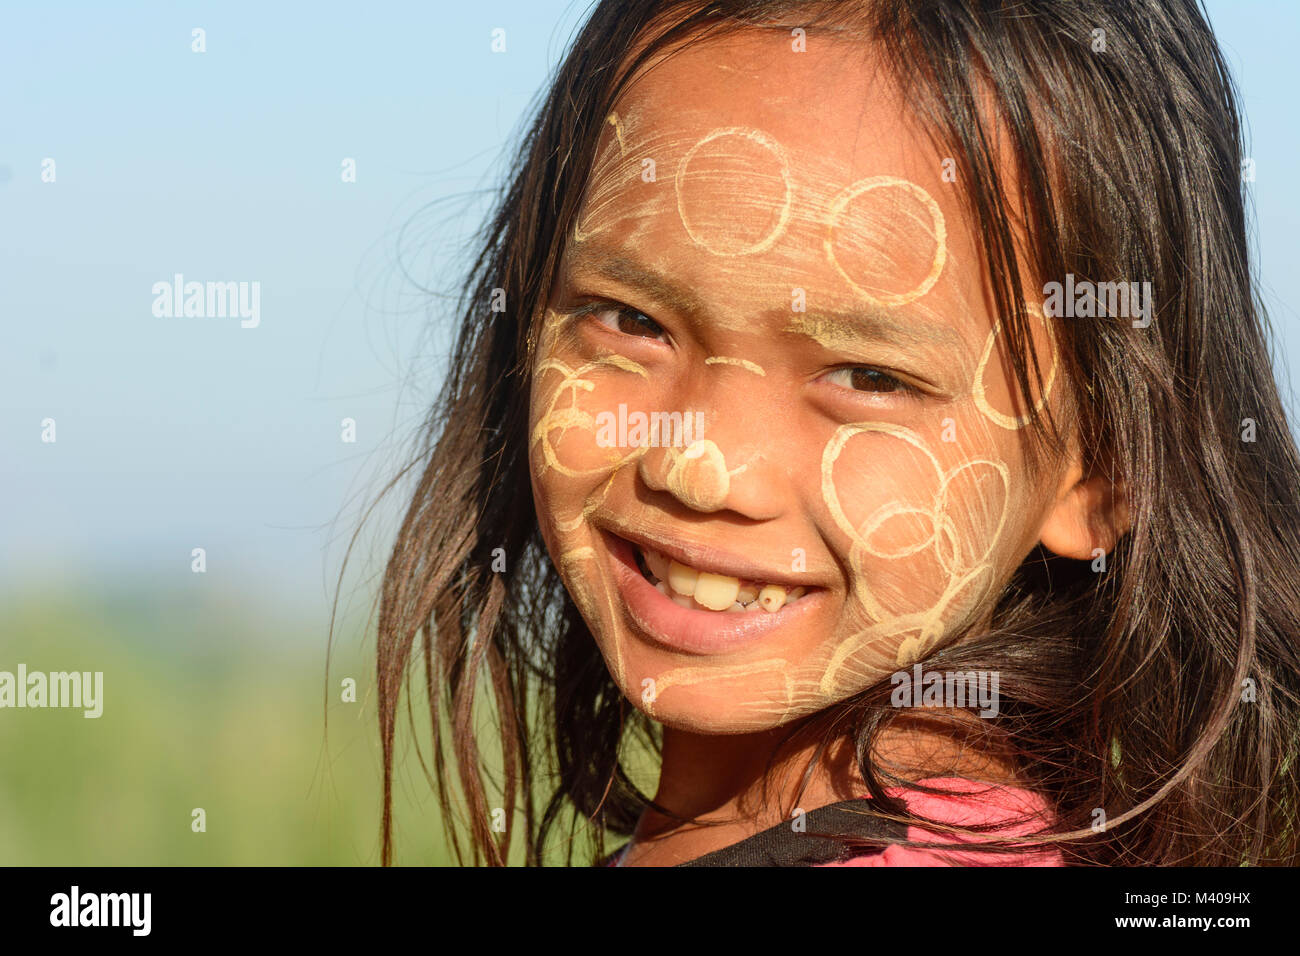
top-left (675, 127), bottom-right (793, 256)
top-left (824, 176), bottom-right (947, 307)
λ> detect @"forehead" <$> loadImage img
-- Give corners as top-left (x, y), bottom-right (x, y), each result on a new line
top-left (621, 30), bottom-right (923, 174)
top-left (567, 29), bottom-right (998, 342)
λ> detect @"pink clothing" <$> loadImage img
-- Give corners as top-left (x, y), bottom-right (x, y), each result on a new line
top-left (818, 776), bottom-right (1063, 867)
top-left (610, 776), bottom-right (1062, 866)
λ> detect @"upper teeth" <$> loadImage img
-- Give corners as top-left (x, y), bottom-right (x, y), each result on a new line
top-left (640, 546), bottom-right (806, 613)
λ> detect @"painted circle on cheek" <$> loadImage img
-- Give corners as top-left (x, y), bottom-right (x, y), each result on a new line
top-left (823, 422), bottom-right (945, 617)
top-left (824, 176), bottom-right (947, 307)
top-left (530, 355), bottom-right (652, 530)
top-left (819, 421), bottom-right (1012, 677)
top-left (675, 127), bottom-right (793, 256)
top-left (935, 457), bottom-right (1011, 569)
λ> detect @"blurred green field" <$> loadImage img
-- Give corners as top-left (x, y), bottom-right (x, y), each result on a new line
top-left (0, 584), bottom-right (458, 865)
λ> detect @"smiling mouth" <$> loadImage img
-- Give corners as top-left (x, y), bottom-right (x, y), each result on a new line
top-left (600, 529), bottom-right (824, 655)
top-left (630, 541), bottom-right (810, 613)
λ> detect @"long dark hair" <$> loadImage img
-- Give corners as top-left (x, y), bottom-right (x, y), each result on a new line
top-left (368, 0), bottom-right (1300, 865)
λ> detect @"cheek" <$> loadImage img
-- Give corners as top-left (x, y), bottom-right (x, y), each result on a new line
top-left (529, 349), bottom-right (654, 532)
top-left (814, 418), bottom-right (1015, 689)
top-left (527, 358), bottom-right (633, 693)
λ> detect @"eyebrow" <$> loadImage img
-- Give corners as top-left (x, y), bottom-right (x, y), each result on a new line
top-left (563, 246), bottom-right (962, 350)
top-left (565, 248), bottom-right (704, 318)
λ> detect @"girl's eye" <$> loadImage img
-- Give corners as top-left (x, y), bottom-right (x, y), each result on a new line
top-left (590, 305), bottom-right (667, 341)
top-left (824, 366), bottom-right (909, 394)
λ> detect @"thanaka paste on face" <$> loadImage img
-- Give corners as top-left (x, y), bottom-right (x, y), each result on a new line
top-left (575, 107), bottom-right (955, 336)
top-left (973, 303), bottom-right (1060, 429)
top-left (664, 440), bottom-right (730, 512)
top-left (675, 127), bottom-right (794, 256)
top-left (558, 543), bottom-right (628, 688)
top-left (825, 175), bottom-right (948, 307)
top-left (530, 52), bottom-right (1058, 731)
top-left (533, 305), bottom-right (1021, 726)
top-left (703, 356), bottom-right (766, 376)
top-left (647, 658), bottom-right (793, 710)
top-left (657, 439), bottom-right (757, 513)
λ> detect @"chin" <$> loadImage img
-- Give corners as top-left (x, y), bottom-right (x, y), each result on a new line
top-left (598, 635), bottom-right (839, 733)
top-left (630, 686), bottom-right (805, 734)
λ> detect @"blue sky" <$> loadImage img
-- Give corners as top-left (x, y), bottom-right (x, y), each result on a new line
top-left (2, 1), bottom-right (1296, 617)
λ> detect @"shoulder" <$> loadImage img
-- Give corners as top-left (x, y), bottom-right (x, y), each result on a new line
top-left (820, 776), bottom-right (1064, 867)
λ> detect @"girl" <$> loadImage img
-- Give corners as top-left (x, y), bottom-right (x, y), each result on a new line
top-left (372, 0), bottom-right (1300, 866)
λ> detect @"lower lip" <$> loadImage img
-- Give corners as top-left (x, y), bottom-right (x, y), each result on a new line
top-left (602, 531), bottom-right (823, 655)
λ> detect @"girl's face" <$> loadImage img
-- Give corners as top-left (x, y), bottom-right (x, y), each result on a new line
top-left (528, 30), bottom-right (1071, 732)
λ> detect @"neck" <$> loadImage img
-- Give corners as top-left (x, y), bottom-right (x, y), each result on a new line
top-left (621, 708), bottom-right (1021, 866)
top-left (625, 715), bottom-right (858, 866)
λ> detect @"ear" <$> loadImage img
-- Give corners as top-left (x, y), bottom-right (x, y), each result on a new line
top-left (1038, 459), bottom-right (1130, 560)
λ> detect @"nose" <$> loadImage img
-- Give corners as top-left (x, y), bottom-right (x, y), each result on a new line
top-left (663, 439), bottom-right (731, 510)
top-left (636, 388), bottom-right (787, 521)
